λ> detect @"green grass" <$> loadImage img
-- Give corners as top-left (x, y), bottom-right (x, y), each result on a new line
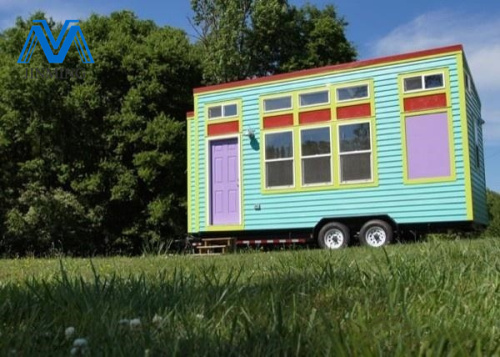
top-left (1, 238), bottom-right (499, 356)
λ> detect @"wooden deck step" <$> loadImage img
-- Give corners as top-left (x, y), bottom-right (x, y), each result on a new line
top-left (197, 245), bottom-right (227, 249)
top-left (195, 237), bottom-right (235, 255)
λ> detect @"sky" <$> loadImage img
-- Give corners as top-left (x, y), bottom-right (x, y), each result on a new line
top-left (0, 0), bottom-right (499, 191)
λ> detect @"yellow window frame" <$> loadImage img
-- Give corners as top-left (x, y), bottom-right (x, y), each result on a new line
top-left (332, 80), bottom-right (375, 121)
top-left (398, 68), bottom-right (456, 184)
top-left (204, 99), bottom-right (242, 136)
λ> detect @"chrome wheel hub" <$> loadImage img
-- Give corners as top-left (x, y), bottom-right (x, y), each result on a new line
top-left (365, 227), bottom-right (387, 247)
top-left (324, 228), bottom-right (344, 249)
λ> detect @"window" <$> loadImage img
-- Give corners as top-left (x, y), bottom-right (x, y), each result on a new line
top-left (337, 84), bottom-right (369, 102)
top-left (338, 123), bottom-right (372, 182)
top-left (403, 73), bottom-right (444, 92)
top-left (263, 96), bottom-right (292, 112)
top-left (300, 127), bottom-right (331, 185)
top-left (474, 118), bottom-right (481, 169)
top-left (265, 131), bottom-right (294, 188)
top-left (208, 103), bottom-right (238, 119)
top-left (465, 73), bottom-right (472, 92)
top-left (299, 90), bottom-right (329, 107)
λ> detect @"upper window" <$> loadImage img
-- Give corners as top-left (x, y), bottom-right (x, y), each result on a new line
top-left (263, 96), bottom-right (292, 112)
top-left (465, 73), bottom-right (472, 93)
top-left (474, 118), bottom-right (481, 169)
top-left (300, 127), bottom-right (332, 185)
top-left (208, 103), bottom-right (238, 119)
top-left (337, 84), bottom-right (369, 102)
top-left (403, 73), bottom-right (444, 92)
top-left (338, 122), bottom-right (372, 183)
top-left (264, 131), bottom-right (294, 188)
top-left (299, 90), bottom-right (329, 107)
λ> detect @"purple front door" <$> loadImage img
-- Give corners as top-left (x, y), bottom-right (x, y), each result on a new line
top-left (210, 138), bottom-right (240, 225)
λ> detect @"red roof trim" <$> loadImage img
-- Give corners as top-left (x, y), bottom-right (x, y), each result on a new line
top-left (186, 111), bottom-right (195, 117)
top-left (194, 45), bottom-right (463, 94)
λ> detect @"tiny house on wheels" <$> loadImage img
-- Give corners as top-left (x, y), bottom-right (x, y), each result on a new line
top-left (186, 44), bottom-right (487, 250)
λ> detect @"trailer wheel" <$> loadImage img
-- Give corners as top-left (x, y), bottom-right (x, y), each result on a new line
top-left (359, 220), bottom-right (393, 248)
top-left (318, 222), bottom-right (350, 249)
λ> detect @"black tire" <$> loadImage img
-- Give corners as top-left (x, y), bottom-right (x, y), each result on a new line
top-left (359, 220), bottom-right (393, 247)
top-left (317, 222), bottom-right (350, 250)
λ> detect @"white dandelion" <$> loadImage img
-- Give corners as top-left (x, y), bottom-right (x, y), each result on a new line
top-left (71, 338), bottom-right (89, 355)
top-left (118, 318), bottom-right (130, 326)
top-left (130, 318), bottom-right (141, 330)
top-left (73, 338), bottom-right (88, 348)
top-left (152, 314), bottom-right (163, 326)
top-left (65, 326), bottom-right (75, 340)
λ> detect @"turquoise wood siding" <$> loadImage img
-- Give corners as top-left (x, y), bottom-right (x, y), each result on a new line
top-left (187, 118), bottom-right (197, 233)
top-left (194, 54), bottom-right (470, 232)
top-left (465, 69), bottom-right (488, 225)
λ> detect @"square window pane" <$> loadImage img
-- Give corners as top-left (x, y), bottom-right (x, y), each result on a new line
top-left (266, 160), bottom-right (293, 187)
top-left (404, 77), bottom-right (422, 91)
top-left (301, 127), bottom-right (331, 156)
top-left (337, 85), bottom-right (368, 101)
top-left (340, 153), bottom-right (371, 182)
top-left (302, 156), bottom-right (331, 185)
top-left (339, 123), bottom-right (371, 152)
top-left (208, 106), bottom-right (222, 119)
top-left (299, 91), bottom-right (329, 106)
top-left (425, 74), bottom-right (443, 89)
top-left (265, 132), bottom-right (293, 159)
top-left (264, 96), bottom-right (292, 112)
top-left (224, 104), bottom-right (237, 117)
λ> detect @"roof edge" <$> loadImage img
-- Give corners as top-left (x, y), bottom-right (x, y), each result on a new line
top-left (194, 44), bottom-right (463, 95)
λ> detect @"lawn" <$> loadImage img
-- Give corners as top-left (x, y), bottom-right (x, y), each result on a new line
top-left (0, 238), bottom-right (499, 356)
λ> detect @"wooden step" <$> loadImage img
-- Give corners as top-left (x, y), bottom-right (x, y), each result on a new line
top-left (197, 245), bottom-right (227, 250)
top-left (196, 245), bottom-right (227, 254)
top-left (195, 237), bottom-right (235, 255)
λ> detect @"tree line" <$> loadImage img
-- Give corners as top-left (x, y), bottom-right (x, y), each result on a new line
top-left (0, 1), bottom-right (357, 255)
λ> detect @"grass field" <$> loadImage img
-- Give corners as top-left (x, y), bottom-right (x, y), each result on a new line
top-left (1, 238), bottom-right (499, 356)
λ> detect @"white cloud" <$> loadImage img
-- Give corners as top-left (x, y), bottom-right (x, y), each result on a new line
top-left (371, 10), bottom-right (500, 142)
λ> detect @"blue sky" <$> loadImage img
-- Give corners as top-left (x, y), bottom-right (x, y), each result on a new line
top-left (1, 0), bottom-right (499, 191)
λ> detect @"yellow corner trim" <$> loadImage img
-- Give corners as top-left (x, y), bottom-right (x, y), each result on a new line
top-left (456, 54), bottom-right (474, 220)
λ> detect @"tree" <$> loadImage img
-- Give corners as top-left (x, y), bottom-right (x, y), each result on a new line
top-left (191, 0), bottom-right (357, 84)
top-left (484, 189), bottom-right (500, 238)
top-left (0, 11), bottom-right (202, 255)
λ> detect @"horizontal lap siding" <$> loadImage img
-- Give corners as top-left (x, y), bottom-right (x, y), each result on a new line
top-left (187, 119), bottom-right (197, 233)
top-left (466, 86), bottom-right (488, 225)
top-left (195, 55), bottom-right (468, 231)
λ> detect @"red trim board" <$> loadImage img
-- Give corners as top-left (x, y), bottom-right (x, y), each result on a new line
top-left (263, 114), bottom-right (294, 129)
top-left (207, 121), bottom-right (239, 136)
top-left (299, 109), bottom-right (331, 124)
top-left (337, 103), bottom-right (371, 119)
top-left (404, 93), bottom-right (447, 112)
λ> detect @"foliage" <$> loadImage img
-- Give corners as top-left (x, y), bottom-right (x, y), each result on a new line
top-left (484, 189), bottom-right (500, 237)
top-left (0, 239), bottom-right (499, 355)
top-left (191, 0), bottom-right (357, 84)
top-left (0, 11), bottom-right (202, 255)
top-left (0, 4), bottom-right (360, 256)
